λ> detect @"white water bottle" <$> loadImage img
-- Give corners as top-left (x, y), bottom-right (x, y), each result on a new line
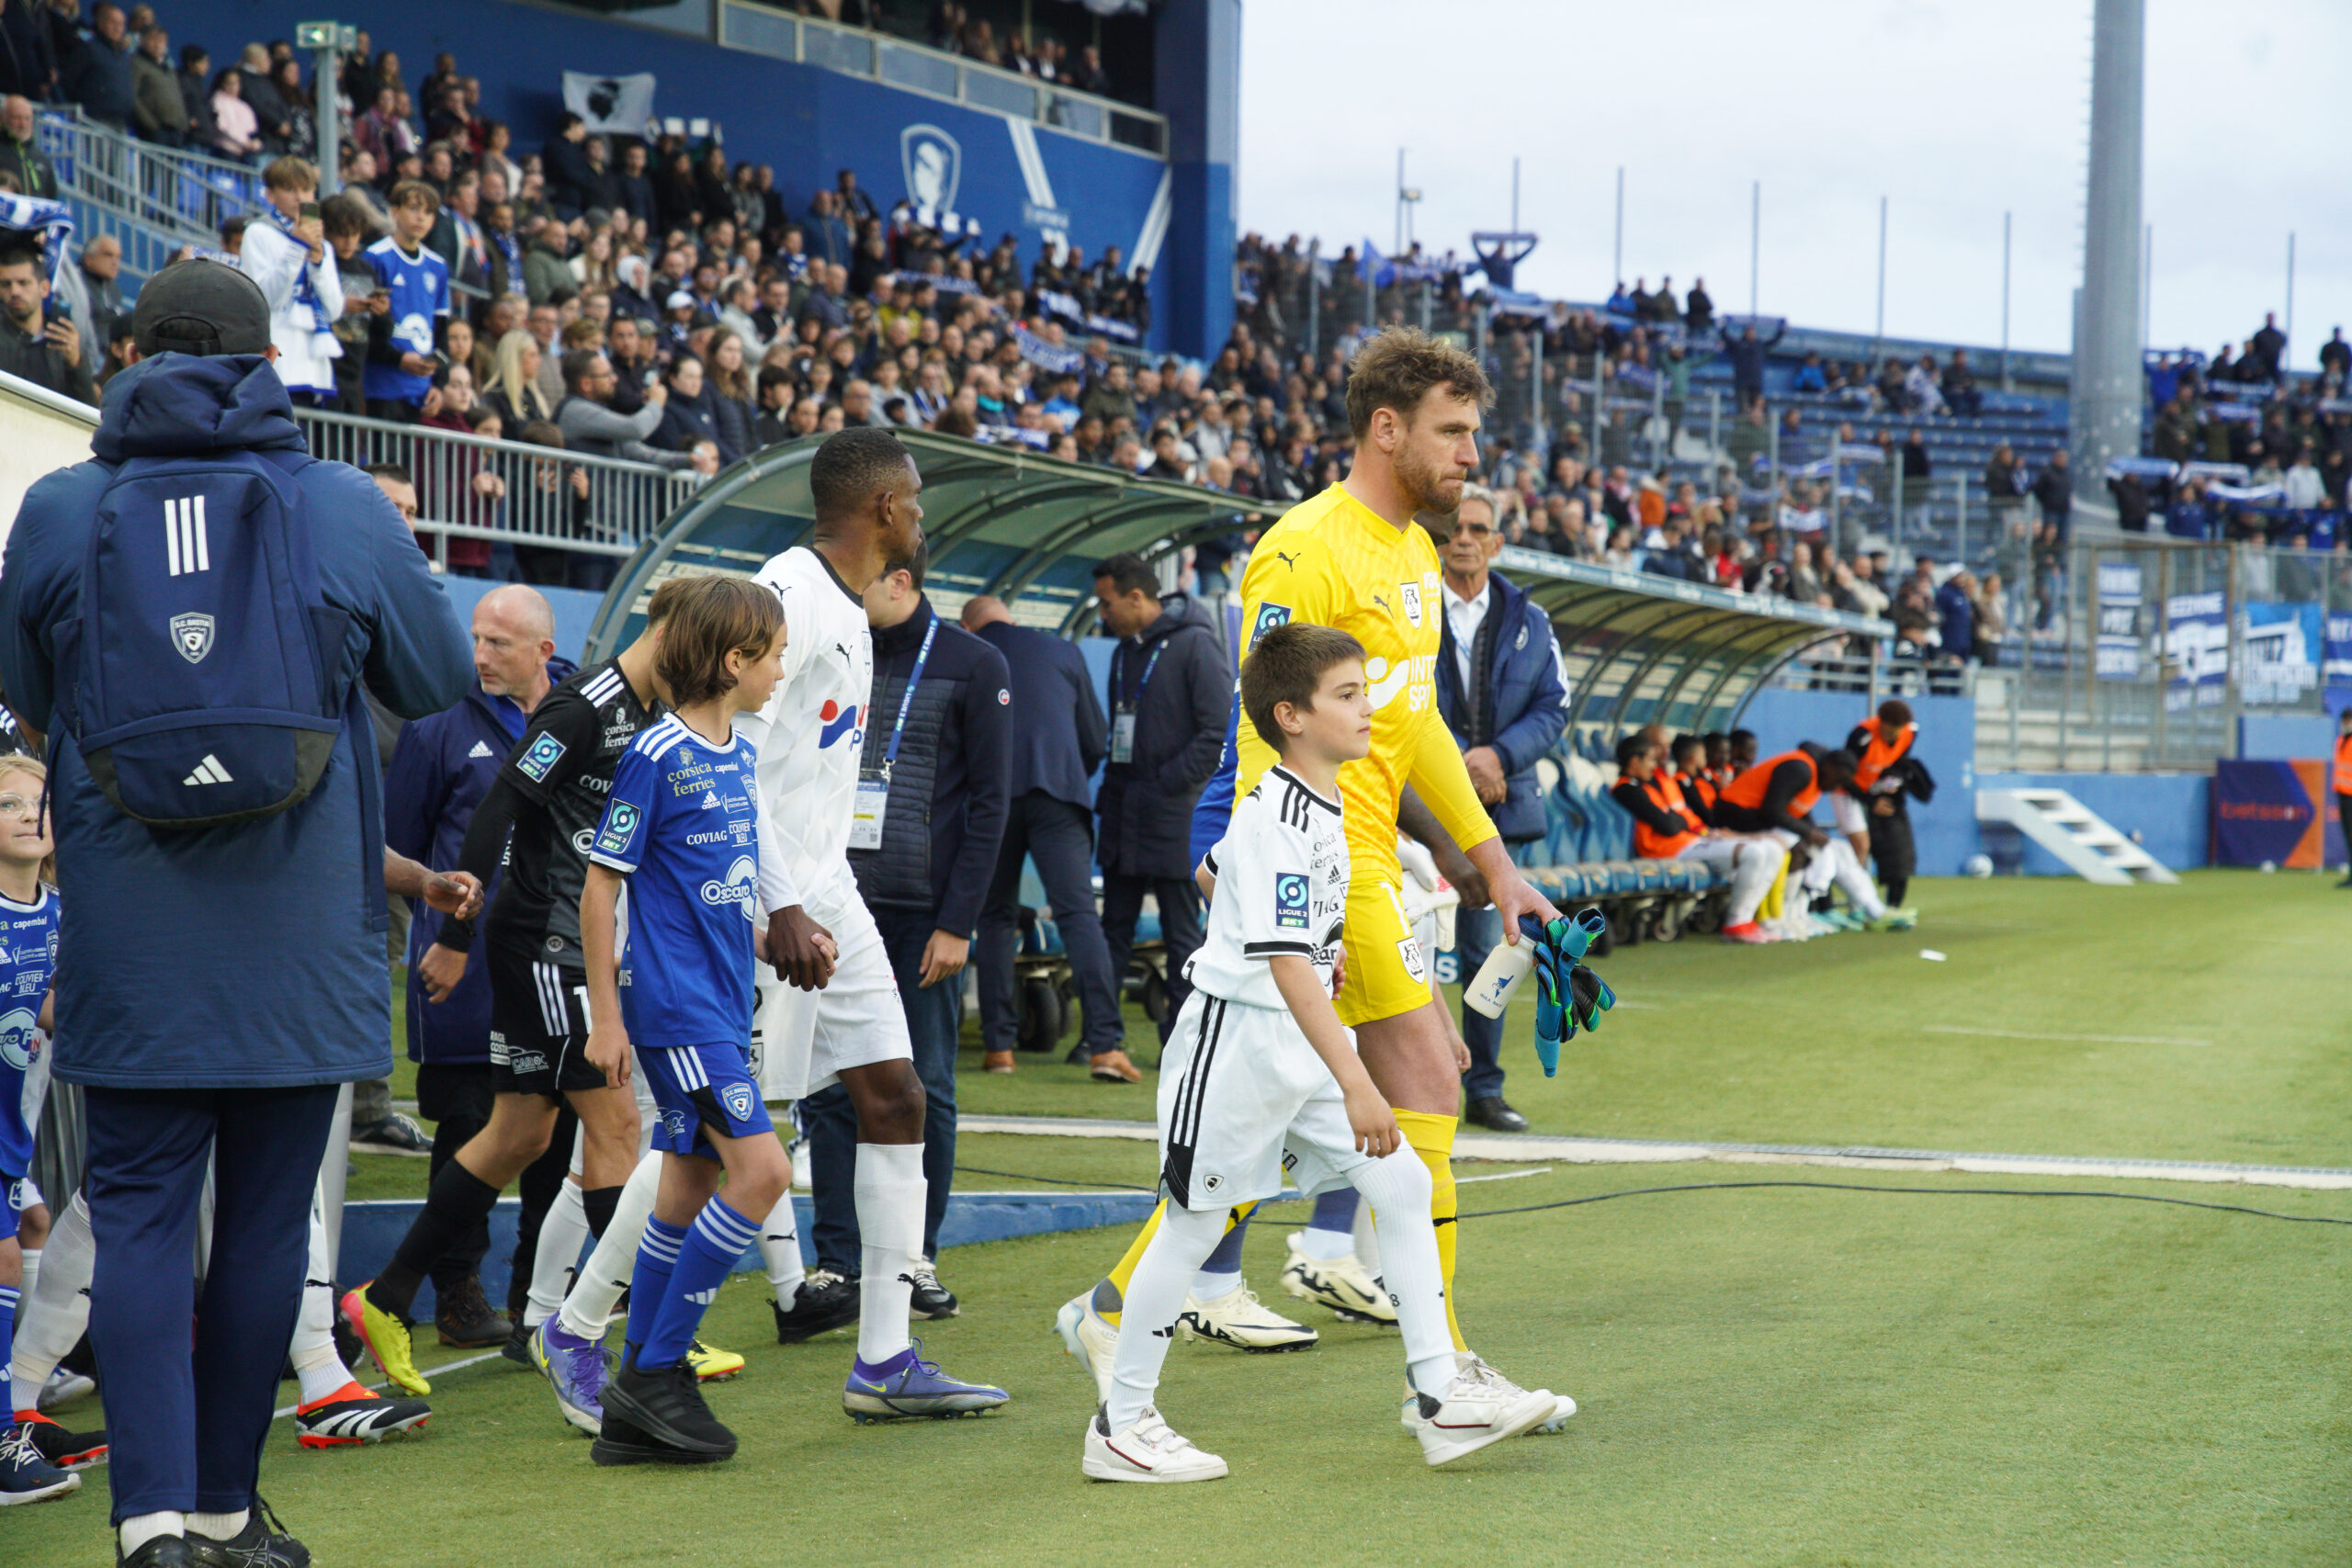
top-left (1463, 939), bottom-right (1535, 1019)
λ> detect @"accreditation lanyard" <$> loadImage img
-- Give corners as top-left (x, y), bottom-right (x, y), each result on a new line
top-left (850, 614), bottom-right (937, 851)
top-left (1109, 639), bottom-right (1166, 766)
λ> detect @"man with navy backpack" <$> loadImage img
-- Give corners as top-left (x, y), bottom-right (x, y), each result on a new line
top-left (1431, 486), bottom-right (1568, 1133)
top-left (0, 258), bottom-right (471, 1567)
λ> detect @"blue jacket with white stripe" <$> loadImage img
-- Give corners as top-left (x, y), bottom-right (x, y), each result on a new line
top-left (1433, 570), bottom-right (1569, 845)
top-left (383, 660), bottom-right (573, 1064)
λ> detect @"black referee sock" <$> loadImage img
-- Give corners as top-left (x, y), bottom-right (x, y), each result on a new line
top-left (582, 1185), bottom-right (622, 1241)
top-left (368, 1161), bottom-right (505, 1321)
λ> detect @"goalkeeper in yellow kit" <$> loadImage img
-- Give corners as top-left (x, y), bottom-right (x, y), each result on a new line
top-left (1057, 328), bottom-right (1573, 1432)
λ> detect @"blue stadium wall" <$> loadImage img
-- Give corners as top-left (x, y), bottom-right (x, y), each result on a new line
top-left (164, 0), bottom-right (1180, 344)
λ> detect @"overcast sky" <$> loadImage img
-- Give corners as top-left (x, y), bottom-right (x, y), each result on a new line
top-left (1236, 1), bottom-right (2348, 367)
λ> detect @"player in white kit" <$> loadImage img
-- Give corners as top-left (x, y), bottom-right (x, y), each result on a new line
top-left (744, 428), bottom-right (1007, 1420)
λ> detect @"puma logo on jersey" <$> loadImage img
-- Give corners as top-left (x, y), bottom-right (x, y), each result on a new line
top-left (1274, 550), bottom-right (1300, 570)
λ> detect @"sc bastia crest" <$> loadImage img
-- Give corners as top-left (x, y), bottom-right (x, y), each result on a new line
top-left (899, 124), bottom-right (961, 220)
top-left (170, 612), bottom-right (215, 663)
top-left (722, 1081), bottom-right (755, 1122)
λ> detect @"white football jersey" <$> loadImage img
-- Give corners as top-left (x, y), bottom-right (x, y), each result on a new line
top-left (742, 545), bottom-right (874, 916)
top-left (1188, 765), bottom-right (1349, 1012)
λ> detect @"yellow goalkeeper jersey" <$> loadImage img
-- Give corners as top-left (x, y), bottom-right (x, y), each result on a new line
top-left (1234, 483), bottom-right (1497, 881)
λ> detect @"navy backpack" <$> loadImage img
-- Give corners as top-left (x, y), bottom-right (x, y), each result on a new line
top-left (52, 448), bottom-right (350, 829)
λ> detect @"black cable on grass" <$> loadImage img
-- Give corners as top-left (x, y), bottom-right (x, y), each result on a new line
top-left (955, 1167), bottom-right (2352, 1227)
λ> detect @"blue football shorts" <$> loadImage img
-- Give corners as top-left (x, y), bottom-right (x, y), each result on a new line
top-left (639, 1040), bottom-right (775, 1158)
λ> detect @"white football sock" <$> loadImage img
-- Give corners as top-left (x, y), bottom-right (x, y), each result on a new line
top-left (1349, 1148), bottom-right (1454, 1397)
top-left (1105, 1201), bottom-right (1224, 1431)
top-left (1301, 1224), bottom-right (1354, 1261)
top-left (1724, 838), bottom-right (1785, 927)
top-left (1826, 839), bottom-right (1888, 919)
top-left (187, 1509), bottom-right (248, 1542)
top-left (557, 1151), bottom-right (661, 1341)
top-left (17, 1247), bottom-right (35, 1301)
top-left (760, 1193), bottom-right (806, 1301)
top-left (853, 1142), bottom-right (925, 1365)
top-left (289, 1192), bottom-right (354, 1405)
top-left (12, 1190), bottom-right (91, 1412)
top-left (120, 1514), bottom-right (185, 1555)
top-left (1188, 1269), bottom-right (1239, 1302)
top-left (1351, 1193), bottom-right (1382, 1275)
top-left (525, 1178), bottom-right (591, 1328)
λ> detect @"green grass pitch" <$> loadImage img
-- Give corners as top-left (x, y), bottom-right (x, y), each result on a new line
top-left (16, 871), bottom-right (2349, 1564)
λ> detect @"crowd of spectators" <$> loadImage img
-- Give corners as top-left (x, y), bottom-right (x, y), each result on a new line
top-left (2138, 314), bottom-right (2352, 548)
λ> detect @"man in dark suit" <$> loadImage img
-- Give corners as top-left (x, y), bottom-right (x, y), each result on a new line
top-left (961, 594), bottom-right (1135, 1081)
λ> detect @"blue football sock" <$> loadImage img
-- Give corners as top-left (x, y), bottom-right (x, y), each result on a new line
top-left (0, 1282), bottom-right (17, 1375)
top-left (621, 1218), bottom-right (685, 1363)
top-left (1190, 1209), bottom-right (1251, 1300)
top-left (1303, 1190), bottom-right (1360, 1260)
top-left (639, 1199), bottom-right (759, 1368)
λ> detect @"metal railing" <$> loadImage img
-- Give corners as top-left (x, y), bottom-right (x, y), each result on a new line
top-left (290, 409), bottom-right (697, 566)
top-left (38, 107), bottom-right (264, 264)
top-left (716, 2), bottom-right (1167, 157)
top-left (1967, 536), bottom-right (2348, 773)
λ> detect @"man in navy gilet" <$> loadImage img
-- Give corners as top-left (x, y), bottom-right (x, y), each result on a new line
top-left (0, 259), bottom-right (471, 1565)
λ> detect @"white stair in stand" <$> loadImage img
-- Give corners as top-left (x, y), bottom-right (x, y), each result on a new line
top-left (1974, 789), bottom-right (2179, 886)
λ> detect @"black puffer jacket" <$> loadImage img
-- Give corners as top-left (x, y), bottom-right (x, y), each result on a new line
top-left (847, 600), bottom-right (1014, 937)
top-left (1094, 592), bottom-right (1230, 881)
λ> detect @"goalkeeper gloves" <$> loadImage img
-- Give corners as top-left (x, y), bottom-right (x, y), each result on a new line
top-left (1521, 908), bottom-right (1618, 1077)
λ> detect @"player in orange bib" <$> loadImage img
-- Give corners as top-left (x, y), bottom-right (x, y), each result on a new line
top-left (1056, 329), bottom-right (1573, 1429)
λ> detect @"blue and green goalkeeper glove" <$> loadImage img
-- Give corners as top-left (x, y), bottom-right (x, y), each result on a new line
top-left (1521, 909), bottom-right (1618, 1077)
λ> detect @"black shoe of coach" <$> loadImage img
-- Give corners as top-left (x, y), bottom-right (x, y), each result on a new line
top-left (1466, 1097), bottom-right (1530, 1134)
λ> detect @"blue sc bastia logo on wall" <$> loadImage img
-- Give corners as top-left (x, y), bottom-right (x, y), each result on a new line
top-left (901, 124), bottom-right (960, 217)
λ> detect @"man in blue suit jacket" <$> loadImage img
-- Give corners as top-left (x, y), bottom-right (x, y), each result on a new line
top-left (1431, 489), bottom-right (1568, 1132)
top-left (0, 261), bottom-right (471, 1562)
top-left (384, 585), bottom-right (568, 1340)
top-left (960, 594), bottom-right (1133, 1081)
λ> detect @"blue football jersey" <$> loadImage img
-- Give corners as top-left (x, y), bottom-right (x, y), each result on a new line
top-left (588, 715), bottom-right (761, 1049)
top-left (0, 886), bottom-right (59, 1176)
top-left (360, 237), bottom-right (450, 404)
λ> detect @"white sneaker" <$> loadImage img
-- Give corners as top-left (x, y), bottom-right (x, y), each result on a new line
top-left (1054, 1290), bottom-right (1119, 1402)
top-left (1279, 1235), bottom-right (1398, 1324)
top-left (1399, 1353), bottom-right (1576, 1437)
top-left (1176, 1282), bottom-right (1318, 1352)
top-left (38, 1370), bottom-right (96, 1413)
top-left (1081, 1404), bottom-right (1229, 1483)
top-left (1411, 1366), bottom-right (1556, 1466)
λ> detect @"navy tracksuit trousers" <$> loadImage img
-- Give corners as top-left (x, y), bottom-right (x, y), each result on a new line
top-left (84, 1083), bottom-right (339, 1521)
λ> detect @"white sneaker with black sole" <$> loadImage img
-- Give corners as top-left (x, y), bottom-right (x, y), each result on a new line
top-left (1081, 1404), bottom-right (1228, 1483)
top-left (1176, 1283), bottom-right (1317, 1352)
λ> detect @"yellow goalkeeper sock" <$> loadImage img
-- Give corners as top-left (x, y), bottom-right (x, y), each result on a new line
top-left (1392, 1109), bottom-right (1464, 1352)
top-left (1091, 1199), bottom-right (1257, 1326)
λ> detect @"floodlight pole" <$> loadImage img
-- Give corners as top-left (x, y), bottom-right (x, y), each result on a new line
top-left (1872, 195), bottom-right (1887, 361)
top-left (2000, 209), bottom-right (2012, 391)
top-left (300, 19), bottom-right (350, 194)
top-left (1612, 165), bottom-right (1623, 288)
top-left (2142, 222), bottom-right (2153, 348)
top-left (1748, 179), bottom-right (1759, 317)
top-left (2285, 231), bottom-right (2296, 357)
top-left (1395, 147), bottom-right (1405, 256)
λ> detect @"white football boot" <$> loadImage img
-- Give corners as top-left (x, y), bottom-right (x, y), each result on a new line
top-left (1082, 1404), bottom-right (1229, 1483)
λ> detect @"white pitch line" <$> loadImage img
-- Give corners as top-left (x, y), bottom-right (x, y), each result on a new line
top-left (959, 1115), bottom-right (2352, 1191)
top-left (1922, 1024), bottom-right (2211, 1048)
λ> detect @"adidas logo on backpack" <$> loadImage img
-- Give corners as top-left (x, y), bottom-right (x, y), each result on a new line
top-left (468, 740), bottom-right (494, 759)
top-left (182, 754), bottom-right (234, 786)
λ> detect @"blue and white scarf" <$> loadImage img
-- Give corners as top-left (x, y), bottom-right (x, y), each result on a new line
top-left (264, 206), bottom-right (332, 333)
top-left (491, 226), bottom-right (525, 298)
